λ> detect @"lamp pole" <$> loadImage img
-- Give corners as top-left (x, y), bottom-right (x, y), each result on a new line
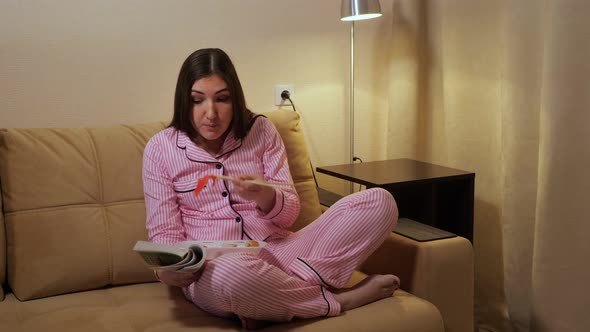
top-left (340, 0), bottom-right (382, 194)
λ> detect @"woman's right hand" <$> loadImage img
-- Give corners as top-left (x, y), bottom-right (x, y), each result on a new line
top-left (155, 266), bottom-right (205, 287)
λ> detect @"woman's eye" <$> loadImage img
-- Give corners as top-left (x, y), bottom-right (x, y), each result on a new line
top-left (192, 99), bottom-right (203, 105)
top-left (217, 96), bottom-right (230, 103)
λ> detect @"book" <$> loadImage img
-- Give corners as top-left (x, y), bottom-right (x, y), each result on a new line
top-left (133, 240), bottom-right (266, 273)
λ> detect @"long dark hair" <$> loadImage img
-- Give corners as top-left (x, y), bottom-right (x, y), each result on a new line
top-left (170, 48), bottom-right (254, 140)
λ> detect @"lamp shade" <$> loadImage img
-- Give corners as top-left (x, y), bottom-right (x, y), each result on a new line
top-left (340, 0), bottom-right (382, 21)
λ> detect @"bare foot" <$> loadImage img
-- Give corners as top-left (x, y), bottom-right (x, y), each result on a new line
top-left (240, 316), bottom-right (272, 330)
top-left (332, 274), bottom-right (400, 311)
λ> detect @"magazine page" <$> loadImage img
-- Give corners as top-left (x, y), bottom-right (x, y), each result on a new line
top-left (133, 241), bottom-right (205, 273)
top-left (177, 240), bottom-right (266, 260)
top-left (133, 241), bottom-right (189, 267)
top-left (133, 240), bottom-right (266, 273)
top-left (176, 244), bottom-right (205, 272)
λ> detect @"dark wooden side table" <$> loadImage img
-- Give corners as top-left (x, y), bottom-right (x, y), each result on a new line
top-left (316, 158), bottom-right (475, 242)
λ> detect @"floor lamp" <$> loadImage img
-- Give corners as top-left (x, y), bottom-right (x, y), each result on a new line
top-left (340, 0), bottom-right (382, 193)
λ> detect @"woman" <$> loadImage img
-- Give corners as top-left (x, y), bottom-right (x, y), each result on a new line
top-left (143, 48), bottom-right (400, 329)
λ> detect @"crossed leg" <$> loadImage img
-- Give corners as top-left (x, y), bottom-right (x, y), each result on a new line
top-left (186, 188), bottom-right (400, 329)
top-left (238, 273), bottom-right (401, 330)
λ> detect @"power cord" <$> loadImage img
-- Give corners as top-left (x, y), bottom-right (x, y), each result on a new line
top-left (281, 90), bottom-right (299, 113)
top-left (281, 90), bottom-right (364, 193)
top-left (281, 90), bottom-right (318, 188)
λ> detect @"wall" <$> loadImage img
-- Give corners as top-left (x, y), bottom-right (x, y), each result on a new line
top-left (0, 0), bottom-right (394, 195)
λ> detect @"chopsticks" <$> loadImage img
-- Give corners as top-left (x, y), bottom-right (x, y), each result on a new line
top-left (215, 175), bottom-right (294, 188)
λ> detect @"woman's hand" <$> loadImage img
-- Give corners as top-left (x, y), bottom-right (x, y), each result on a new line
top-left (155, 266), bottom-right (205, 288)
top-left (232, 175), bottom-right (276, 213)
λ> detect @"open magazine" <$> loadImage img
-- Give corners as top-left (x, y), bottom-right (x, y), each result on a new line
top-left (133, 240), bottom-right (265, 273)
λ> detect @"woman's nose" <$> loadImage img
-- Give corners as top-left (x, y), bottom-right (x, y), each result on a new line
top-left (205, 100), bottom-right (217, 119)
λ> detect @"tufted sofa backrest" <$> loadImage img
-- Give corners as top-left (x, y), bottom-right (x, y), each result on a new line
top-left (0, 110), bottom-right (321, 301)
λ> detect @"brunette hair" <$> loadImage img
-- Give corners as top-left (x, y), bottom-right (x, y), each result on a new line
top-left (170, 48), bottom-right (253, 140)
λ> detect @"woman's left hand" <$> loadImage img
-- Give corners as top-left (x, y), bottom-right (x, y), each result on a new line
top-left (232, 175), bottom-right (276, 213)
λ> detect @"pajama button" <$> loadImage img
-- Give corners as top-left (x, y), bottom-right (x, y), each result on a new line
top-left (222, 191), bottom-right (228, 197)
top-left (235, 217), bottom-right (242, 223)
top-left (216, 163), bottom-right (222, 169)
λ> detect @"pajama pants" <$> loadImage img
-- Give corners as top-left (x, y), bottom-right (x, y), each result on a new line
top-left (183, 187), bottom-right (398, 322)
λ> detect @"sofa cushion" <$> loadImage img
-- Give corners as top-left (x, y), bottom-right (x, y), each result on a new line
top-left (261, 111), bottom-right (322, 230)
top-left (0, 123), bottom-right (166, 300)
top-left (0, 274), bottom-right (444, 332)
top-left (0, 110), bottom-right (323, 301)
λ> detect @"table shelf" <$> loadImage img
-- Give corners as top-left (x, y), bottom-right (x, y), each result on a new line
top-left (317, 158), bottom-right (475, 242)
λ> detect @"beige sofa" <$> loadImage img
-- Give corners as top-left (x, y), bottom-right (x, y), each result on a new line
top-left (0, 110), bottom-right (473, 332)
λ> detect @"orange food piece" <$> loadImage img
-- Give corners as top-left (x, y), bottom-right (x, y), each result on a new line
top-left (246, 240), bottom-right (259, 247)
top-left (194, 175), bottom-right (217, 196)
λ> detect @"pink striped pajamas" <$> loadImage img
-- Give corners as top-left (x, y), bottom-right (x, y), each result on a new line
top-left (143, 115), bottom-right (398, 322)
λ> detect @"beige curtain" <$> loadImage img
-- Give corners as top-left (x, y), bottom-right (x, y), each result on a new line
top-left (386, 0), bottom-right (590, 331)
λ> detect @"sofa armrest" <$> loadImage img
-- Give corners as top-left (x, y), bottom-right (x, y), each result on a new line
top-left (360, 233), bottom-right (474, 332)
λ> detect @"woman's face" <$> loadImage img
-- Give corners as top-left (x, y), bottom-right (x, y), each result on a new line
top-left (191, 74), bottom-right (233, 149)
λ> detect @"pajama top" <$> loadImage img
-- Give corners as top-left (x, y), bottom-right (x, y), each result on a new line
top-left (142, 115), bottom-right (300, 245)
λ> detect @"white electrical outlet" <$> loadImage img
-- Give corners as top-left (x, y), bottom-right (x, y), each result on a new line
top-left (274, 84), bottom-right (294, 106)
